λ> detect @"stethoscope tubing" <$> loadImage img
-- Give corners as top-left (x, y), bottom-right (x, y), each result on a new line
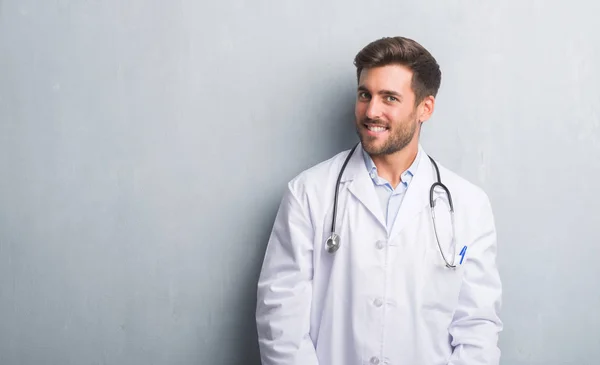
top-left (326, 143), bottom-right (457, 269)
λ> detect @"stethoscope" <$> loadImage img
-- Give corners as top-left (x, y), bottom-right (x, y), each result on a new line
top-left (325, 143), bottom-right (458, 269)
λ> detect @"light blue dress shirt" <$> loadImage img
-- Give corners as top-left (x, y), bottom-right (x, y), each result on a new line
top-left (362, 148), bottom-right (421, 234)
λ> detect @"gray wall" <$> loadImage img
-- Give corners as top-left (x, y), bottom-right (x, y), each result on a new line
top-left (1, 0), bottom-right (599, 364)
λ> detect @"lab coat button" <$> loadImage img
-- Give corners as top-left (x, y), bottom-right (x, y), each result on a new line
top-left (373, 298), bottom-right (383, 307)
top-left (375, 240), bottom-right (385, 250)
top-left (370, 356), bottom-right (380, 365)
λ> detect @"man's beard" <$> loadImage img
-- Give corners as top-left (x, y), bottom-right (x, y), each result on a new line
top-left (356, 116), bottom-right (418, 156)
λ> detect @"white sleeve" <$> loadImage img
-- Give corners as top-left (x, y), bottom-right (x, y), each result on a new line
top-left (447, 194), bottom-right (503, 365)
top-left (256, 182), bottom-right (319, 365)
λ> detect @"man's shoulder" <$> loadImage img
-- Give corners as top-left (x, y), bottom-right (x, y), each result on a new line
top-left (436, 162), bottom-right (490, 206)
top-left (286, 148), bottom-right (352, 196)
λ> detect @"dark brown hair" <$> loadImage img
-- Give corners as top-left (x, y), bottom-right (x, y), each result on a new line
top-left (353, 36), bottom-right (442, 105)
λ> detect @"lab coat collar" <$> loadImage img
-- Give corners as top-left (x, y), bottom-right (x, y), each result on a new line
top-left (341, 143), bottom-right (434, 236)
top-left (390, 144), bottom-right (434, 237)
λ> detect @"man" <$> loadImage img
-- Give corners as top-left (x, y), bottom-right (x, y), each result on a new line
top-left (256, 36), bottom-right (502, 365)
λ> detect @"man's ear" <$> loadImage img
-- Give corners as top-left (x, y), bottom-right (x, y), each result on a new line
top-left (418, 95), bottom-right (435, 123)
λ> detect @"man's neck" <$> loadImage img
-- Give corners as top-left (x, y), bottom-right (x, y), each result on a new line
top-left (370, 141), bottom-right (419, 189)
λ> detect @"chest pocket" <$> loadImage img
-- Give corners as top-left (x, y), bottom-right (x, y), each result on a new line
top-left (421, 248), bottom-right (465, 317)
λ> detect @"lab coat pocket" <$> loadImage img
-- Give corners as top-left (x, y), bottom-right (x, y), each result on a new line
top-left (421, 249), bottom-right (464, 317)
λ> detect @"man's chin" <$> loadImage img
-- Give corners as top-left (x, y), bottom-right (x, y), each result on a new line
top-left (357, 131), bottom-right (389, 155)
top-left (361, 141), bottom-right (386, 156)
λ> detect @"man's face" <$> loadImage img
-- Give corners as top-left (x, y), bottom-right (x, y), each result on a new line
top-left (354, 64), bottom-right (421, 156)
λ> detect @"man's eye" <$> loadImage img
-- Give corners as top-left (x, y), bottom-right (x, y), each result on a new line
top-left (386, 96), bottom-right (398, 102)
top-left (358, 92), bottom-right (370, 99)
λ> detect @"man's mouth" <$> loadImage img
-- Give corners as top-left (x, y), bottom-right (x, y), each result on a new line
top-left (364, 124), bottom-right (389, 133)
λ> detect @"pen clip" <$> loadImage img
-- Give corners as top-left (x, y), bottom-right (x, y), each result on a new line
top-left (459, 246), bottom-right (467, 265)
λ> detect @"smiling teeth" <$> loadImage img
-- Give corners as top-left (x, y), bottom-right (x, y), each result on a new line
top-left (368, 126), bottom-right (386, 132)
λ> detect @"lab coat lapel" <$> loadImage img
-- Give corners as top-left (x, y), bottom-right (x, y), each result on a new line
top-left (342, 144), bottom-right (387, 230)
top-left (389, 145), bottom-right (434, 238)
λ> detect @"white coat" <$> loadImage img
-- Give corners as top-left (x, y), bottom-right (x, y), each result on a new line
top-left (256, 143), bottom-right (502, 365)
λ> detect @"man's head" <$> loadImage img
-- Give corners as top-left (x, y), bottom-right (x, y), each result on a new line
top-left (353, 36), bottom-right (441, 156)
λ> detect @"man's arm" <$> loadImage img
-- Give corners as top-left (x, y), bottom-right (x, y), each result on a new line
top-left (447, 194), bottom-right (503, 365)
top-left (256, 182), bottom-right (319, 365)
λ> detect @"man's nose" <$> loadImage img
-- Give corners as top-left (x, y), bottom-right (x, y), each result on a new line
top-left (365, 99), bottom-right (382, 120)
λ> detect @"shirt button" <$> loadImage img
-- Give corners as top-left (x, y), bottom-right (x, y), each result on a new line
top-left (373, 298), bottom-right (383, 307)
top-left (370, 171), bottom-right (376, 179)
top-left (370, 356), bottom-right (380, 365)
top-left (375, 240), bottom-right (385, 250)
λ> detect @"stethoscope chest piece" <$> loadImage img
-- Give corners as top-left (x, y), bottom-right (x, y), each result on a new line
top-left (325, 233), bottom-right (341, 253)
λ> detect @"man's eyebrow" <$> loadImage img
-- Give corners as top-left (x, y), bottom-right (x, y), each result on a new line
top-left (378, 89), bottom-right (402, 98)
top-left (357, 86), bottom-right (403, 99)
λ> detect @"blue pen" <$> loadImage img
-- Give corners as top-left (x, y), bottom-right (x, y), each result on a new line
top-left (459, 246), bottom-right (467, 264)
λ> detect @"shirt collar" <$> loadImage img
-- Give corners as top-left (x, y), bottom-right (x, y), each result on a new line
top-left (362, 147), bottom-right (421, 187)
